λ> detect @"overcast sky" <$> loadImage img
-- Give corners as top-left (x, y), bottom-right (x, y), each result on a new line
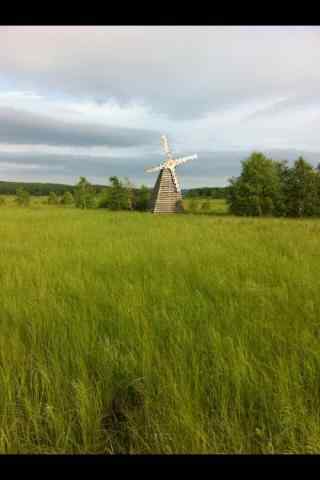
top-left (1, 26), bottom-right (320, 187)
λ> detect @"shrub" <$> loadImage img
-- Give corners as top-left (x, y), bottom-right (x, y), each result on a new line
top-left (201, 200), bottom-right (211, 212)
top-left (74, 177), bottom-right (96, 209)
top-left (188, 198), bottom-right (199, 213)
top-left (133, 185), bottom-right (151, 211)
top-left (99, 177), bottom-right (132, 211)
top-left (61, 191), bottom-right (74, 205)
top-left (16, 187), bottom-right (30, 207)
top-left (48, 192), bottom-right (60, 205)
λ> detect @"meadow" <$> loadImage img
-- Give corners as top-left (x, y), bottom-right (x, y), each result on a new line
top-left (183, 197), bottom-right (228, 215)
top-left (0, 200), bottom-right (320, 453)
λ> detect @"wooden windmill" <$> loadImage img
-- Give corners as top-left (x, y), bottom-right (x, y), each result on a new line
top-left (145, 135), bottom-right (197, 213)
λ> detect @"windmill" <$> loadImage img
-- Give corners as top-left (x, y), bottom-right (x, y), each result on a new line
top-left (145, 135), bottom-right (197, 213)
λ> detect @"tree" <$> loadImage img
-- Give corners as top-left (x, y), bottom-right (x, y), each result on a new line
top-left (227, 152), bottom-right (283, 216)
top-left (48, 191), bottom-right (60, 205)
top-left (16, 187), bottom-right (30, 206)
top-left (61, 191), bottom-right (74, 205)
top-left (62, 191), bottom-right (73, 205)
top-left (100, 176), bottom-right (132, 210)
top-left (283, 157), bottom-right (320, 217)
top-left (74, 177), bottom-right (95, 209)
top-left (186, 187), bottom-right (228, 199)
top-left (110, 176), bottom-right (131, 210)
top-left (133, 185), bottom-right (151, 211)
top-left (124, 177), bottom-right (134, 210)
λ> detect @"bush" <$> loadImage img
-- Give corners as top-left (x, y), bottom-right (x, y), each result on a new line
top-left (201, 200), bottom-right (211, 212)
top-left (133, 185), bottom-right (151, 211)
top-left (16, 187), bottom-right (30, 207)
top-left (48, 192), bottom-right (60, 205)
top-left (74, 177), bottom-right (96, 209)
top-left (61, 191), bottom-right (74, 205)
top-left (99, 176), bottom-right (132, 211)
top-left (188, 198), bottom-right (199, 213)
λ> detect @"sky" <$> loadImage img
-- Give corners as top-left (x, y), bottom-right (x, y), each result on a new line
top-left (1, 25), bottom-right (320, 188)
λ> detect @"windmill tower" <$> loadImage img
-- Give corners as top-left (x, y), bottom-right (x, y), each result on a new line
top-left (145, 135), bottom-right (197, 213)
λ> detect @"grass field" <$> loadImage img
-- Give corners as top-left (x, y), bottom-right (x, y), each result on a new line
top-left (183, 198), bottom-right (229, 215)
top-left (0, 202), bottom-right (320, 453)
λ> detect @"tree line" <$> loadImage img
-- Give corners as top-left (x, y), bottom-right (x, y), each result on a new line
top-left (0, 180), bottom-right (104, 196)
top-left (227, 152), bottom-right (320, 217)
top-left (185, 187), bottom-right (229, 199)
top-left (8, 152), bottom-right (320, 217)
top-left (0, 180), bottom-right (224, 198)
top-left (14, 176), bottom-right (151, 211)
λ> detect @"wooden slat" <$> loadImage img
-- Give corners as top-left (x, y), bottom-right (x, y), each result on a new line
top-left (149, 168), bottom-right (183, 214)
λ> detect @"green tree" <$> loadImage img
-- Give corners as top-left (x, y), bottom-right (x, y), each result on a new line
top-left (227, 152), bottom-right (283, 216)
top-left (74, 177), bottom-right (95, 209)
top-left (61, 191), bottom-right (74, 205)
top-left (48, 191), bottom-right (60, 205)
top-left (101, 176), bottom-right (132, 210)
top-left (16, 187), bottom-right (30, 207)
top-left (283, 157), bottom-right (320, 217)
top-left (133, 185), bottom-right (151, 211)
top-left (124, 177), bottom-right (134, 210)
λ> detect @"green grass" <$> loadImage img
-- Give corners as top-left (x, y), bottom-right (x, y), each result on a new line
top-left (0, 194), bottom-right (49, 207)
top-left (0, 205), bottom-right (320, 453)
top-left (183, 197), bottom-right (229, 215)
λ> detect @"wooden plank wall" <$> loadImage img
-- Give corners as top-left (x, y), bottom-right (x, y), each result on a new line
top-left (149, 168), bottom-right (183, 213)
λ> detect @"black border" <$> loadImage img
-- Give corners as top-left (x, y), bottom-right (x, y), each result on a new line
top-left (1, 5), bottom-right (320, 473)
top-left (0, 453), bottom-right (319, 469)
top-left (1, 1), bottom-right (320, 26)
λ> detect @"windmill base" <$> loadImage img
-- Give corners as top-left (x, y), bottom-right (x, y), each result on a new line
top-left (149, 168), bottom-right (184, 214)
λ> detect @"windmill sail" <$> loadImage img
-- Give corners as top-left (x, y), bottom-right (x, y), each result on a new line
top-left (160, 135), bottom-right (173, 159)
top-left (145, 164), bottom-right (163, 173)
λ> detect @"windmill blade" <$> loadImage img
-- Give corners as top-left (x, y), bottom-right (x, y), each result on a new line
top-left (173, 154), bottom-right (198, 167)
top-left (160, 135), bottom-right (173, 159)
top-left (145, 164), bottom-right (164, 173)
top-left (171, 169), bottom-right (181, 192)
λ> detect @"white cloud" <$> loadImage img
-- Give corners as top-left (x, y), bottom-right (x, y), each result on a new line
top-left (1, 26), bottom-right (320, 185)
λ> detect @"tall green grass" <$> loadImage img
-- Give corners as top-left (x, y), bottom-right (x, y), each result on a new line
top-left (183, 197), bottom-right (229, 215)
top-left (0, 206), bottom-right (320, 453)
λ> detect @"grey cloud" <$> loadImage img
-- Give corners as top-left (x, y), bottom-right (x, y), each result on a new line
top-left (244, 94), bottom-right (320, 122)
top-left (0, 148), bottom-right (319, 188)
top-left (0, 151), bottom-right (156, 181)
top-left (1, 27), bottom-right (320, 119)
top-left (0, 107), bottom-right (160, 147)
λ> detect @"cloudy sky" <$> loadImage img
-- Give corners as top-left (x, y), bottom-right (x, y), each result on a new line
top-left (1, 26), bottom-right (320, 187)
